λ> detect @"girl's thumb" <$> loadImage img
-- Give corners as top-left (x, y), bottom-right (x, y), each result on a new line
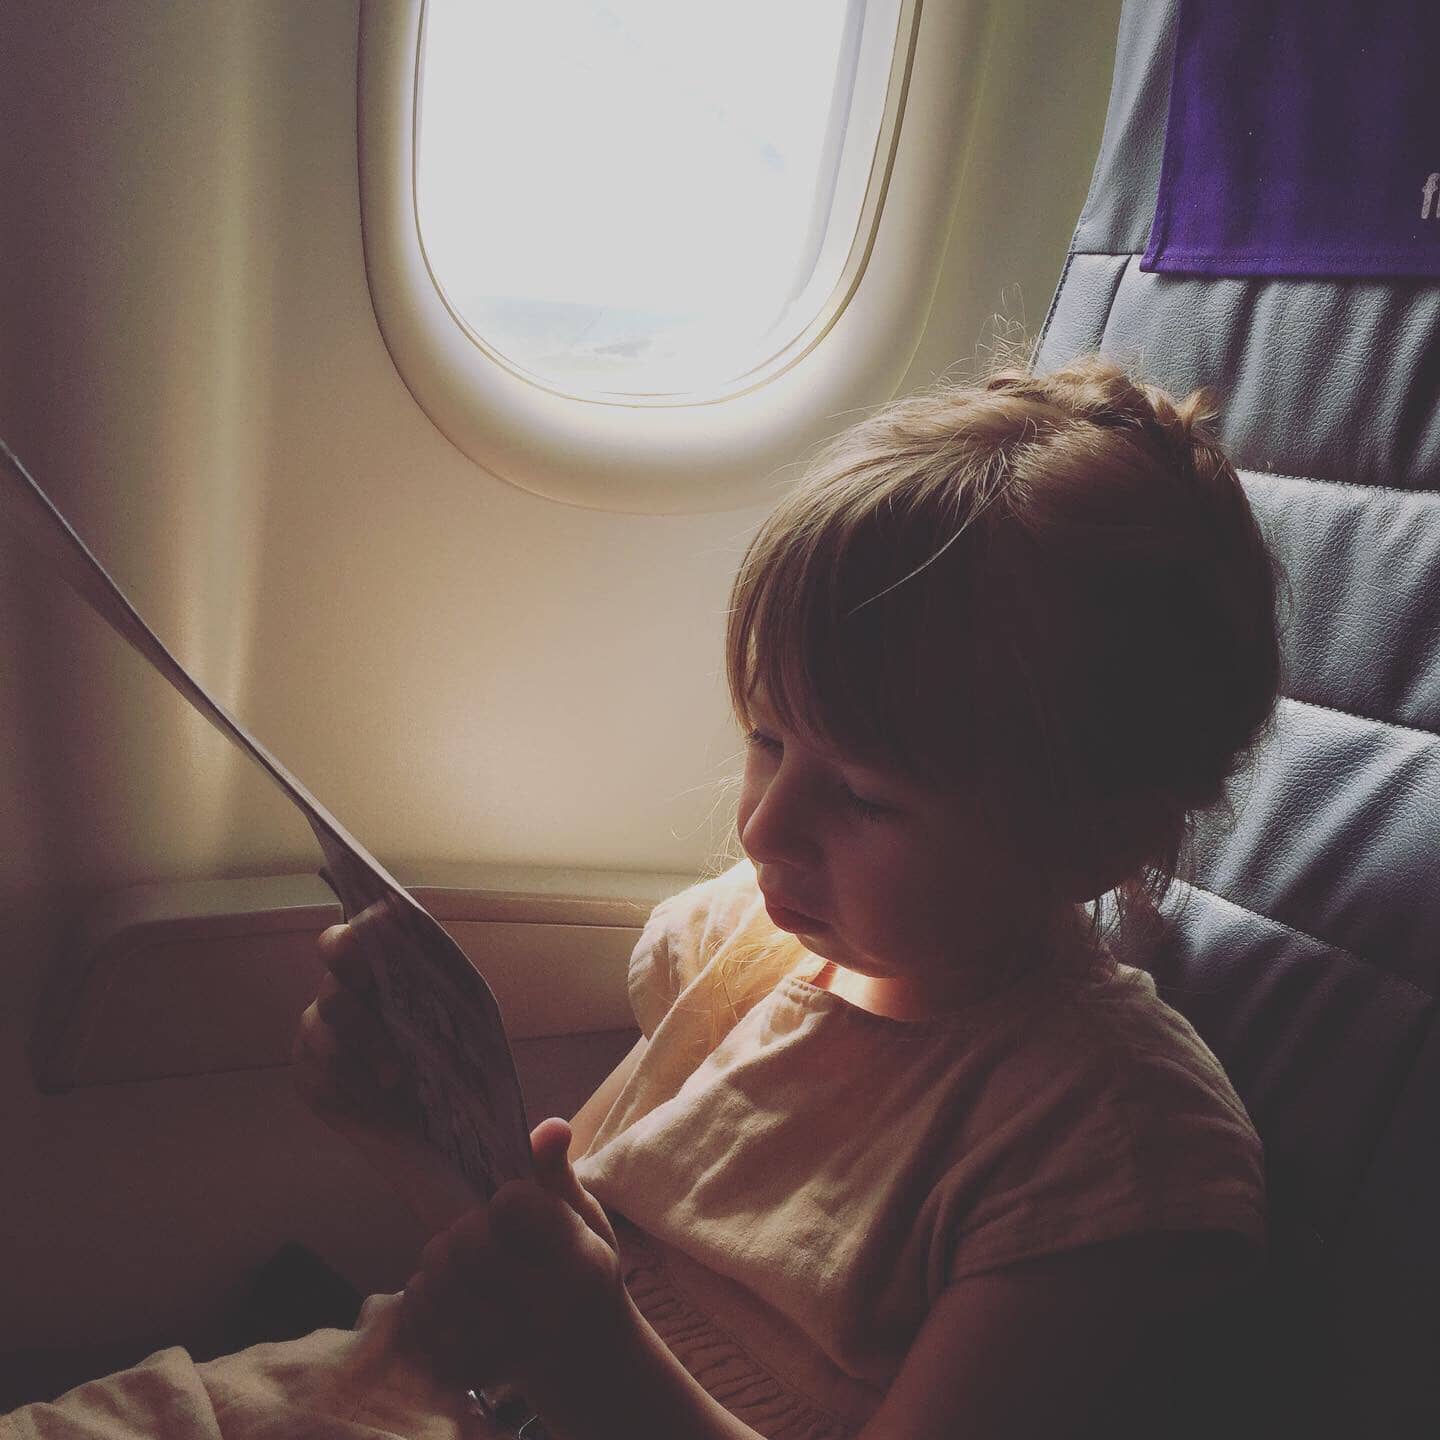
top-left (529, 1116), bottom-right (587, 1209)
top-left (523, 1116), bottom-right (618, 1259)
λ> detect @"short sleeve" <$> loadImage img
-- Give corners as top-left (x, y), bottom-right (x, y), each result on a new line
top-left (936, 1005), bottom-right (1267, 1292)
top-left (627, 901), bottom-right (685, 1039)
top-left (627, 859), bottom-right (761, 1039)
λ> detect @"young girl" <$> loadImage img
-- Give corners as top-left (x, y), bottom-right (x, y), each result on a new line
top-left (5, 354), bottom-right (1279, 1440)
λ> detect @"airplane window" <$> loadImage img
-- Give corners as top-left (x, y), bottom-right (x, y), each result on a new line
top-left (359, 0), bottom-right (964, 511)
top-left (415, 0), bottom-right (905, 400)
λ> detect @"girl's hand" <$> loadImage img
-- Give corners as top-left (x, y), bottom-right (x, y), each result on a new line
top-left (402, 1117), bottom-right (630, 1394)
top-left (293, 909), bottom-right (417, 1136)
top-left (293, 907), bottom-right (484, 1233)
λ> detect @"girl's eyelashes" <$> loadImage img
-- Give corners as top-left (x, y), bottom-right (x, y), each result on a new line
top-left (843, 789), bottom-right (892, 823)
top-left (745, 727), bottom-right (781, 754)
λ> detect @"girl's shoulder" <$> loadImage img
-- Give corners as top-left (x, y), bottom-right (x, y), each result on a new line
top-left (935, 959), bottom-right (1261, 1196)
top-left (937, 966), bottom-right (1266, 1281)
top-left (627, 859), bottom-right (767, 1036)
top-left (1002, 957), bottom-right (1254, 1125)
top-left (1068, 961), bottom-right (1245, 1098)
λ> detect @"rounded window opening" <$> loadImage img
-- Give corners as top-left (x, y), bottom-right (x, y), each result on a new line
top-left (415, 0), bottom-right (906, 402)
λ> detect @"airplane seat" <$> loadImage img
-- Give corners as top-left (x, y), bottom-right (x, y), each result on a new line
top-left (1036, 3), bottom-right (1440, 1436)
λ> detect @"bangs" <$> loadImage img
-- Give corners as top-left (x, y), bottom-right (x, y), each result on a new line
top-left (725, 478), bottom-right (984, 788)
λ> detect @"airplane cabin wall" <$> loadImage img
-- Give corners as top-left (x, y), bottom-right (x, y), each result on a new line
top-left (0, 0), bottom-right (1122, 1355)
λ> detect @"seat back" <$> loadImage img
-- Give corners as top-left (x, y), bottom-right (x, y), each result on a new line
top-left (1040, 4), bottom-right (1440, 1435)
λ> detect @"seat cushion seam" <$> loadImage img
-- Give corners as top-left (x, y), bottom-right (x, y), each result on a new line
top-left (1242, 467), bottom-right (1440, 500)
top-left (1176, 881), bottom-right (1431, 1001)
top-left (1278, 693), bottom-right (1438, 745)
top-left (1036, 247), bottom-right (1079, 355)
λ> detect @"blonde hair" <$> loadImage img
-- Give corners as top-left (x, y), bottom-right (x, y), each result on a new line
top-left (706, 353), bottom-right (1281, 1031)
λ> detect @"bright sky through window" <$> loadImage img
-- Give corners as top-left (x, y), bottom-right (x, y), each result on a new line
top-left (417, 0), bottom-right (901, 398)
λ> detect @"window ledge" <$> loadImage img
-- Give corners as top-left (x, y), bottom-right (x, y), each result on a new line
top-left (34, 866), bottom-right (691, 1092)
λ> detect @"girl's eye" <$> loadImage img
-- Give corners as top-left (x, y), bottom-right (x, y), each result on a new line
top-left (746, 727), bottom-right (893, 822)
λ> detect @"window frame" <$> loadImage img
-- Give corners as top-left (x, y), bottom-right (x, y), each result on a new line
top-left (357, 0), bottom-right (981, 514)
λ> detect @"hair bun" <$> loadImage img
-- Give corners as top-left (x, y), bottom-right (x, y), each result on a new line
top-left (988, 356), bottom-right (1212, 446)
top-left (1002, 355), bottom-right (1234, 497)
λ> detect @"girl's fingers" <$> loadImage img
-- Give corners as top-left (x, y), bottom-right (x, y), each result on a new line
top-left (404, 1249), bottom-right (521, 1387)
top-left (303, 907), bottom-right (419, 1118)
top-left (314, 978), bottom-right (370, 1031)
top-left (318, 922), bottom-right (377, 991)
top-left (296, 1000), bottom-right (340, 1062)
top-left (423, 1209), bottom-right (497, 1288)
top-left (315, 979), bottom-right (401, 1063)
top-left (403, 1272), bottom-right (473, 1374)
top-left (297, 990), bottom-right (407, 1099)
top-left (419, 1225), bottom-right (452, 1275)
top-left (313, 970), bottom-right (344, 1005)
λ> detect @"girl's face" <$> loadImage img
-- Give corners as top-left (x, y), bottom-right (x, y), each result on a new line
top-left (737, 696), bottom-right (1055, 1015)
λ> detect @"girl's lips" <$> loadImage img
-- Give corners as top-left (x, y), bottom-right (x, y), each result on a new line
top-left (765, 899), bottom-right (827, 932)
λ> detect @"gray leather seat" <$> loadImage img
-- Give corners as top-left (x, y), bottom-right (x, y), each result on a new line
top-left (1039, 4), bottom-right (1440, 1436)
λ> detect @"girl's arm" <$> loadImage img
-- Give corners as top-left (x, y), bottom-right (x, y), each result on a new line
top-left (527, 1291), bottom-right (769, 1440)
top-left (467, 1224), bottom-right (1251, 1440)
top-left (851, 1229), bottom-right (1256, 1440)
top-left (539, 1229), bottom-right (1253, 1440)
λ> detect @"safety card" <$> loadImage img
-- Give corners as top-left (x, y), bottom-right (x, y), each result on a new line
top-left (0, 437), bottom-right (533, 1203)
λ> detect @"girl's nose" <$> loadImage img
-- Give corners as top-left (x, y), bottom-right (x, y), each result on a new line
top-left (740, 771), bottom-right (821, 865)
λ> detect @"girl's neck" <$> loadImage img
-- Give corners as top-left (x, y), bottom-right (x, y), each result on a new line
top-left (810, 912), bottom-right (1093, 1020)
top-left (811, 963), bottom-right (1036, 1019)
